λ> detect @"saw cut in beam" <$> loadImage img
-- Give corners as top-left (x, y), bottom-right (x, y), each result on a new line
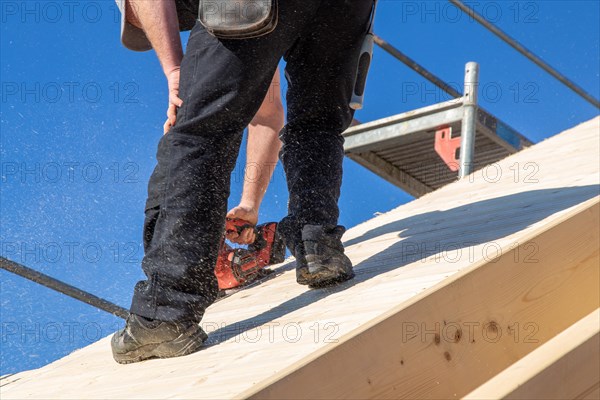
top-left (245, 198), bottom-right (600, 399)
top-left (465, 309), bottom-right (600, 400)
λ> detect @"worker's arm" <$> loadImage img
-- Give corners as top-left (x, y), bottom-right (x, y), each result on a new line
top-left (125, 0), bottom-right (183, 131)
top-left (226, 68), bottom-right (284, 244)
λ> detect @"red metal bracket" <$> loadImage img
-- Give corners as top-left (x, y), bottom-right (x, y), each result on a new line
top-left (434, 127), bottom-right (460, 171)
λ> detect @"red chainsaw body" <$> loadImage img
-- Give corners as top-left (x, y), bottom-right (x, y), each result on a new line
top-left (214, 221), bottom-right (284, 290)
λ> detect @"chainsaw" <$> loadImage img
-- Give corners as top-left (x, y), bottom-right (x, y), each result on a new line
top-left (214, 218), bottom-right (286, 290)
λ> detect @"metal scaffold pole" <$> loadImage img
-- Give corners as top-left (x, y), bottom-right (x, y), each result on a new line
top-left (459, 62), bottom-right (479, 178)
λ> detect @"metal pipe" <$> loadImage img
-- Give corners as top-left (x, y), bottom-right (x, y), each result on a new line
top-left (459, 62), bottom-right (479, 178)
top-left (449, 0), bottom-right (600, 110)
top-left (373, 35), bottom-right (462, 99)
top-left (1, 257), bottom-right (129, 319)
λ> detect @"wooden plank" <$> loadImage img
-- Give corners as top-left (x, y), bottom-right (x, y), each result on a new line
top-left (244, 198), bottom-right (600, 400)
top-left (464, 309), bottom-right (600, 400)
top-left (1, 117), bottom-right (597, 400)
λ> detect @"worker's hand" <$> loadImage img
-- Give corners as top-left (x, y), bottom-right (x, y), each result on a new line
top-left (225, 205), bottom-right (259, 244)
top-left (163, 67), bottom-right (184, 134)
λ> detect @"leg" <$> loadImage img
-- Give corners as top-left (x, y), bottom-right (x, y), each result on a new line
top-left (131, 1), bottom-right (322, 323)
top-left (132, 32), bottom-right (278, 323)
top-left (279, 0), bottom-right (374, 258)
top-left (115, 25), bottom-right (286, 363)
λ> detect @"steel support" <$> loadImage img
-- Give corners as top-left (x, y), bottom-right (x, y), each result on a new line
top-left (1, 257), bottom-right (129, 319)
top-left (459, 62), bottom-right (479, 178)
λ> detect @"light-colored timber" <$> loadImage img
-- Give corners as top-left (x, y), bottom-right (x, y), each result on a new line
top-left (245, 198), bottom-right (600, 399)
top-left (464, 309), bottom-right (600, 400)
top-left (1, 117), bottom-right (598, 399)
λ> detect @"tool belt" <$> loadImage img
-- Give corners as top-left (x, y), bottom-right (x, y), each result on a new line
top-left (198, 0), bottom-right (278, 39)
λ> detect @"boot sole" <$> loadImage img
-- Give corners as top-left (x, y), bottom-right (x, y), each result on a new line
top-left (297, 267), bottom-right (311, 285)
top-left (306, 268), bottom-right (355, 288)
top-left (304, 256), bottom-right (355, 288)
top-left (112, 328), bottom-right (207, 364)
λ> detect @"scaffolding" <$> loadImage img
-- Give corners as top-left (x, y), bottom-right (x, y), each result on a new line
top-left (344, 62), bottom-right (532, 197)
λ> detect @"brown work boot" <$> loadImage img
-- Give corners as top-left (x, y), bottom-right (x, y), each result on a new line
top-left (295, 244), bottom-right (311, 285)
top-left (111, 314), bottom-right (207, 364)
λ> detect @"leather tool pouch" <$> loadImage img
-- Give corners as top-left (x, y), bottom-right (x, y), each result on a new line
top-left (198, 0), bottom-right (278, 39)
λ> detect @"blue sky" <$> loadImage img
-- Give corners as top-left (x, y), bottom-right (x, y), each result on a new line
top-left (1, 1), bottom-right (598, 374)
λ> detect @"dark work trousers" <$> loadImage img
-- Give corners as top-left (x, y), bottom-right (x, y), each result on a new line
top-left (130, 0), bottom-right (374, 323)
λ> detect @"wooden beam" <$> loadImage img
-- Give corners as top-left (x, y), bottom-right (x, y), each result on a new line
top-left (464, 309), bottom-right (600, 400)
top-left (243, 198), bottom-right (600, 400)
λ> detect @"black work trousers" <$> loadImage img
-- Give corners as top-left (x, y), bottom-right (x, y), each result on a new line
top-left (130, 0), bottom-right (373, 323)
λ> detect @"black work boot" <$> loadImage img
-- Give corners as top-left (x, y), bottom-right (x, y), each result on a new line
top-left (299, 224), bottom-right (354, 288)
top-left (111, 314), bottom-right (208, 364)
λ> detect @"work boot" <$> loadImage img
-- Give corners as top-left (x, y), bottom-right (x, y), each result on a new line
top-left (111, 314), bottom-right (207, 364)
top-left (298, 224), bottom-right (354, 288)
top-left (295, 244), bottom-right (311, 285)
